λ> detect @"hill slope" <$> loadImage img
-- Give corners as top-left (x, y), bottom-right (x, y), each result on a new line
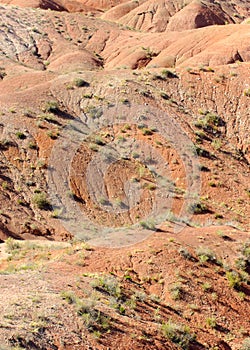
top-left (0, 1), bottom-right (249, 349)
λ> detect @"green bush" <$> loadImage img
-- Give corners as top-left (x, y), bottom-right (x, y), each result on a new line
top-left (81, 309), bottom-right (110, 331)
top-left (243, 89), bottom-right (250, 97)
top-left (74, 78), bottom-right (89, 87)
top-left (226, 271), bottom-right (242, 290)
top-left (195, 246), bottom-right (218, 264)
top-left (5, 237), bottom-right (21, 252)
top-left (0, 139), bottom-right (12, 150)
top-left (161, 69), bottom-right (178, 78)
top-left (94, 136), bottom-right (106, 146)
top-left (160, 91), bottom-right (170, 100)
top-left (142, 128), bottom-right (153, 136)
top-left (60, 290), bottom-right (77, 304)
top-left (169, 282), bottom-right (184, 300)
top-left (179, 247), bottom-right (193, 260)
top-left (0, 67), bottom-right (6, 79)
top-left (188, 201), bottom-right (208, 214)
top-left (140, 219), bottom-right (156, 231)
top-left (91, 275), bottom-right (121, 299)
top-left (44, 100), bottom-right (59, 113)
top-left (162, 320), bottom-right (196, 349)
top-left (86, 105), bottom-right (103, 119)
top-left (194, 111), bottom-right (223, 133)
top-left (32, 192), bottom-right (51, 210)
top-left (235, 241), bottom-right (250, 270)
top-left (206, 316), bottom-right (217, 328)
top-left (60, 291), bottom-right (109, 332)
top-left (16, 131), bottom-right (26, 139)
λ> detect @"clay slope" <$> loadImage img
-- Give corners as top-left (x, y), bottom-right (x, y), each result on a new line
top-left (0, 5), bottom-right (249, 71)
top-left (0, 227), bottom-right (249, 349)
top-left (1, 0), bottom-right (249, 27)
top-left (0, 4), bottom-right (249, 243)
top-left (0, 2), bottom-right (249, 349)
top-left (102, 0), bottom-right (184, 32)
top-left (100, 23), bottom-right (250, 69)
top-left (0, 0), bottom-right (129, 12)
top-left (0, 0), bottom-right (67, 11)
top-left (102, 0), bottom-right (250, 32)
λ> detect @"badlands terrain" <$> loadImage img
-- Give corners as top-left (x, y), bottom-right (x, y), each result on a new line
top-left (0, 0), bottom-right (250, 349)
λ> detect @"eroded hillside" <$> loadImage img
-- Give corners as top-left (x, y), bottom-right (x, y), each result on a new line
top-left (0, 1), bottom-right (249, 349)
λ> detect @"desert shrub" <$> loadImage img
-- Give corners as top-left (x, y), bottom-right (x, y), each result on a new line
top-left (61, 292), bottom-right (109, 331)
top-left (193, 145), bottom-right (212, 158)
top-left (241, 240), bottom-right (250, 259)
top-left (169, 282), bottom-right (184, 300)
top-left (178, 247), bottom-right (193, 260)
top-left (5, 237), bottom-right (21, 252)
top-left (211, 139), bottom-right (222, 150)
top-left (243, 89), bottom-right (250, 97)
top-left (161, 320), bottom-right (196, 349)
top-left (161, 69), bottom-right (178, 78)
top-left (76, 298), bottom-right (96, 316)
top-left (91, 275), bottom-right (121, 299)
top-left (142, 128), bottom-right (153, 136)
top-left (188, 201), bottom-right (208, 214)
top-left (44, 100), bottom-right (59, 113)
top-left (1, 181), bottom-right (9, 190)
top-left (235, 257), bottom-right (247, 271)
top-left (32, 192), bottom-right (51, 210)
top-left (39, 113), bottom-right (57, 123)
top-left (51, 208), bottom-right (63, 218)
top-left (0, 67), bottom-right (6, 79)
top-left (81, 309), bottom-right (110, 331)
top-left (199, 164), bottom-right (210, 172)
top-left (47, 130), bottom-right (59, 139)
top-left (74, 78), bottom-right (89, 87)
top-left (195, 130), bottom-right (208, 141)
top-left (194, 111), bottom-right (223, 133)
top-left (16, 131), bottom-right (26, 139)
top-left (140, 219), bottom-right (156, 230)
top-left (0, 139), bottom-right (12, 150)
top-left (86, 105), bottom-right (103, 119)
top-left (139, 89), bottom-right (151, 97)
top-left (28, 142), bottom-right (38, 149)
top-left (113, 197), bottom-right (123, 207)
top-left (152, 70), bottom-right (177, 80)
top-left (226, 270), bottom-right (242, 290)
top-left (195, 246), bottom-right (218, 264)
top-left (61, 290), bottom-right (77, 304)
top-left (206, 317), bottom-right (217, 328)
top-left (235, 241), bottom-right (250, 271)
top-left (146, 183), bottom-right (157, 190)
top-left (202, 282), bottom-right (212, 292)
top-left (120, 98), bottom-right (130, 105)
top-left (94, 136), bottom-right (105, 145)
top-left (83, 93), bottom-right (92, 98)
top-left (133, 290), bottom-right (146, 301)
top-left (160, 91), bottom-right (170, 100)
